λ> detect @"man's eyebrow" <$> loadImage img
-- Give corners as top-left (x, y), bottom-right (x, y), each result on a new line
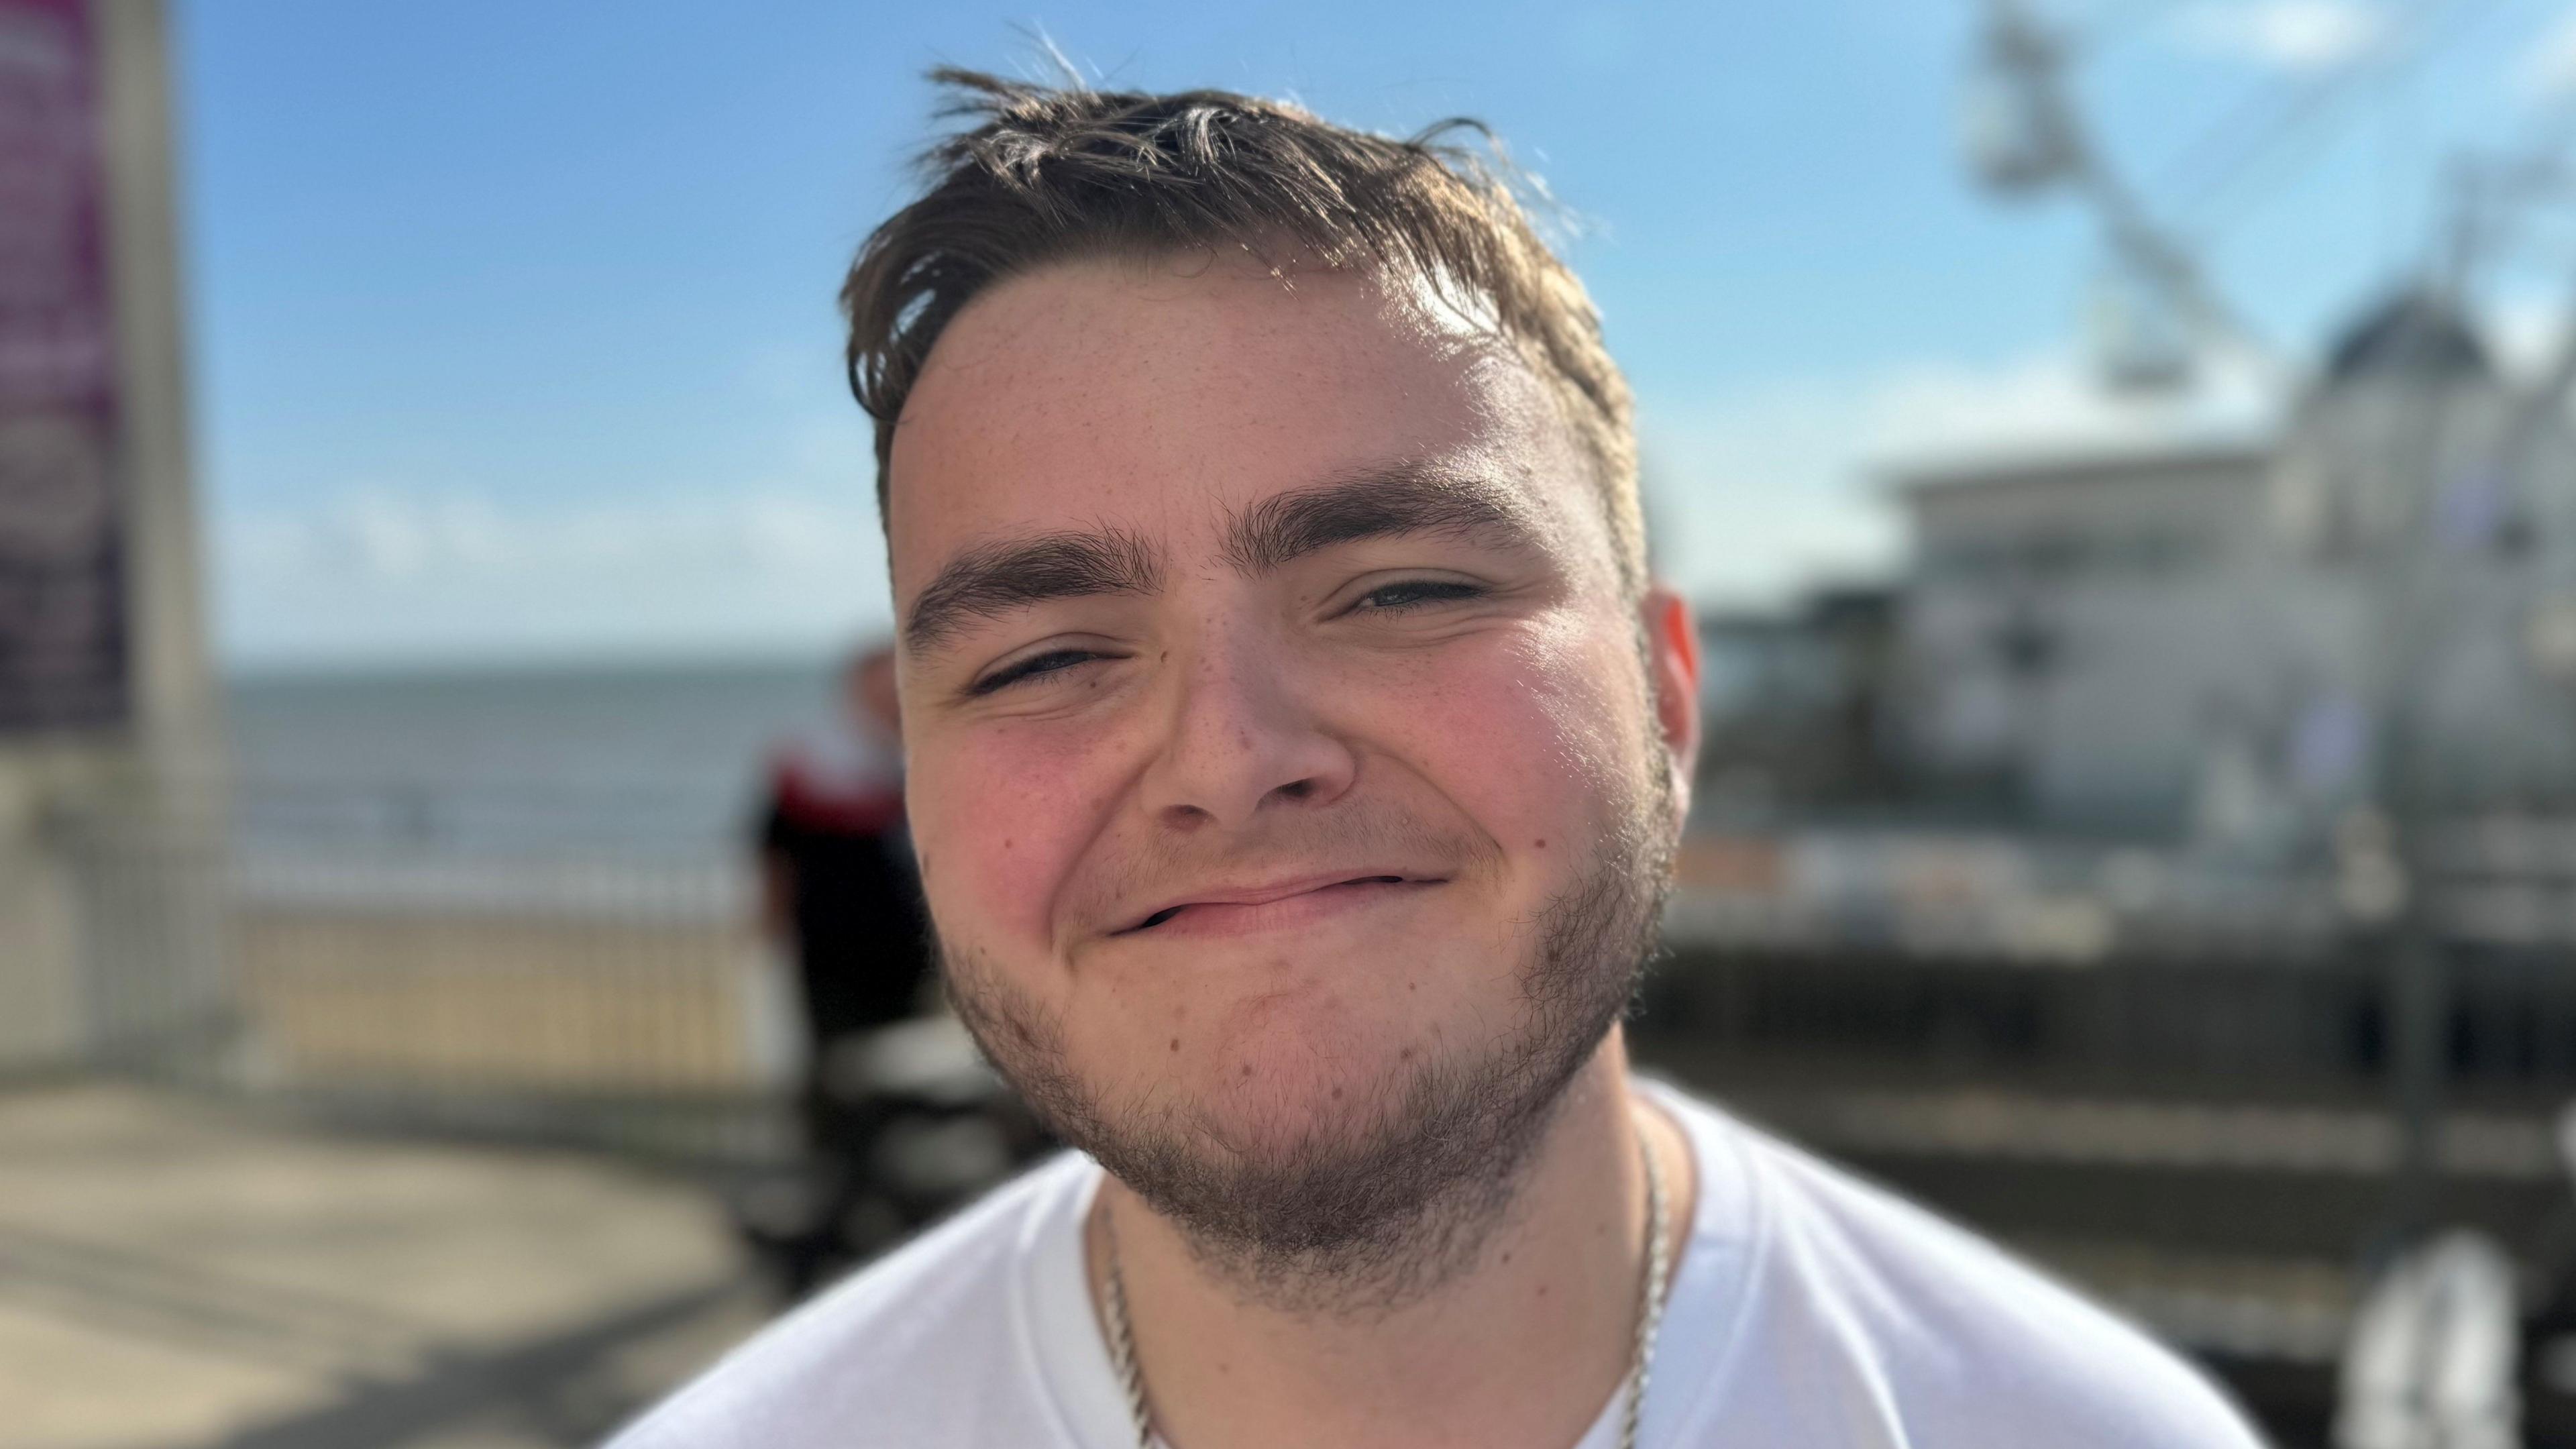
top-left (1221, 464), bottom-right (1547, 576)
top-left (904, 527), bottom-right (1163, 654)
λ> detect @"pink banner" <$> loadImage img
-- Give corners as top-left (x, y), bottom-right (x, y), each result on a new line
top-left (0, 0), bottom-right (127, 733)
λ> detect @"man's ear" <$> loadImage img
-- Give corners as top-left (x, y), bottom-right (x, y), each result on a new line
top-left (1639, 584), bottom-right (1701, 826)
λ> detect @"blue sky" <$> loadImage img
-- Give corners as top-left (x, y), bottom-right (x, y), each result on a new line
top-left (180, 0), bottom-right (2576, 667)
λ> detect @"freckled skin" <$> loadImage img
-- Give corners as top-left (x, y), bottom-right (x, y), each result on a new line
top-left (890, 252), bottom-right (1697, 1161)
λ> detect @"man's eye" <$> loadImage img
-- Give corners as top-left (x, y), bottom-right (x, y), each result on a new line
top-left (1353, 579), bottom-right (1487, 613)
top-left (969, 649), bottom-right (1102, 696)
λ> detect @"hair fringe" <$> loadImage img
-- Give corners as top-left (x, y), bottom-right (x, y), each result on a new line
top-left (840, 69), bottom-right (1643, 594)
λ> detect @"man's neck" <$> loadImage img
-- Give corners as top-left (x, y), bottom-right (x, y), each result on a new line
top-left (1083, 1031), bottom-right (1697, 1449)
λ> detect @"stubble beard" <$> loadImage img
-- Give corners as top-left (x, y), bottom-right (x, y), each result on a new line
top-left (938, 753), bottom-right (1678, 1318)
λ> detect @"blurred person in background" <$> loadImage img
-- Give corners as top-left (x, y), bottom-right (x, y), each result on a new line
top-left (745, 642), bottom-right (938, 1295)
top-left (755, 643), bottom-right (931, 1069)
top-left (614, 72), bottom-right (2262, 1449)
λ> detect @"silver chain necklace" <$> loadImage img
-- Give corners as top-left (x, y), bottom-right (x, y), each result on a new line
top-left (1099, 1124), bottom-right (1675, 1449)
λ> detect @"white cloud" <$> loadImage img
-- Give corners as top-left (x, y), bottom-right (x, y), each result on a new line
top-left (215, 484), bottom-right (892, 667)
top-left (2175, 0), bottom-right (2384, 71)
top-left (2516, 5), bottom-right (2576, 98)
top-left (1641, 347), bottom-right (2285, 612)
top-left (207, 339), bottom-right (906, 668)
top-left (1640, 382), bottom-right (1899, 610)
top-left (1862, 346), bottom-right (2279, 461)
top-left (2487, 290), bottom-right (2574, 377)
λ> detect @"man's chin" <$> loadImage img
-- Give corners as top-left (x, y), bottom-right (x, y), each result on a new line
top-left (934, 824), bottom-right (1663, 1302)
top-left (1077, 1051), bottom-right (1529, 1276)
top-left (1171, 1050), bottom-right (1426, 1171)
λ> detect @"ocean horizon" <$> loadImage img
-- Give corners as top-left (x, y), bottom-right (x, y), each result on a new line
top-left (225, 653), bottom-right (854, 863)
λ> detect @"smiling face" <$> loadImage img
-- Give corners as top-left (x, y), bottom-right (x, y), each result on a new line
top-left (890, 250), bottom-right (1697, 1283)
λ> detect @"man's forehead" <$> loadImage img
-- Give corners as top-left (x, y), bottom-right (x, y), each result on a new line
top-left (884, 254), bottom-right (1582, 585)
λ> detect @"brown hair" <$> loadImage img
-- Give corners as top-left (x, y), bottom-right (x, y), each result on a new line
top-left (840, 68), bottom-right (1644, 595)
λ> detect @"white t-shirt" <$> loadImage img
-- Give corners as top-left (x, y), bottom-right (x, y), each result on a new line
top-left (609, 1082), bottom-right (2265, 1448)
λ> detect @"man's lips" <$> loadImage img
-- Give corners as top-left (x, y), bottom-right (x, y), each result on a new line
top-left (1110, 871), bottom-right (1447, 936)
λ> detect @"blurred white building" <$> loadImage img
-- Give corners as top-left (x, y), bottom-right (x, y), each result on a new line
top-left (1892, 292), bottom-right (2576, 845)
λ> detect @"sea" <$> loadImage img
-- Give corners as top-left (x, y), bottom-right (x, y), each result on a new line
top-left (224, 657), bottom-right (848, 869)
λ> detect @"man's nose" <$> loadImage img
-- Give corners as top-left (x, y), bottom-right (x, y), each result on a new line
top-left (1136, 631), bottom-right (1357, 831)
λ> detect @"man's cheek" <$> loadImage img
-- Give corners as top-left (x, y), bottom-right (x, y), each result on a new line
top-left (1517, 621), bottom-right (1655, 763)
top-left (913, 748), bottom-right (1096, 943)
top-left (1389, 627), bottom-right (1635, 814)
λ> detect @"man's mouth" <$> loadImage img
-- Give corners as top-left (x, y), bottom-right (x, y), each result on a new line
top-left (1112, 873), bottom-right (1440, 936)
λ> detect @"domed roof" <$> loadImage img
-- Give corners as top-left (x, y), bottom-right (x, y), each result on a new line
top-left (2324, 289), bottom-right (2490, 384)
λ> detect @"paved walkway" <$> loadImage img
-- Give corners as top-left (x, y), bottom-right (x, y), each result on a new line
top-left (0, 1084), bottom-right (770, 1449)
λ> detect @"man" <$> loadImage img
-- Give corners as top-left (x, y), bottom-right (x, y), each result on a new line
top-left (613, 70), bottom-right (2262, 1448)
top-left (754, 643), bottom-right (930, 1069)
top-left (747, 643), bottom-right (941, 1295)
